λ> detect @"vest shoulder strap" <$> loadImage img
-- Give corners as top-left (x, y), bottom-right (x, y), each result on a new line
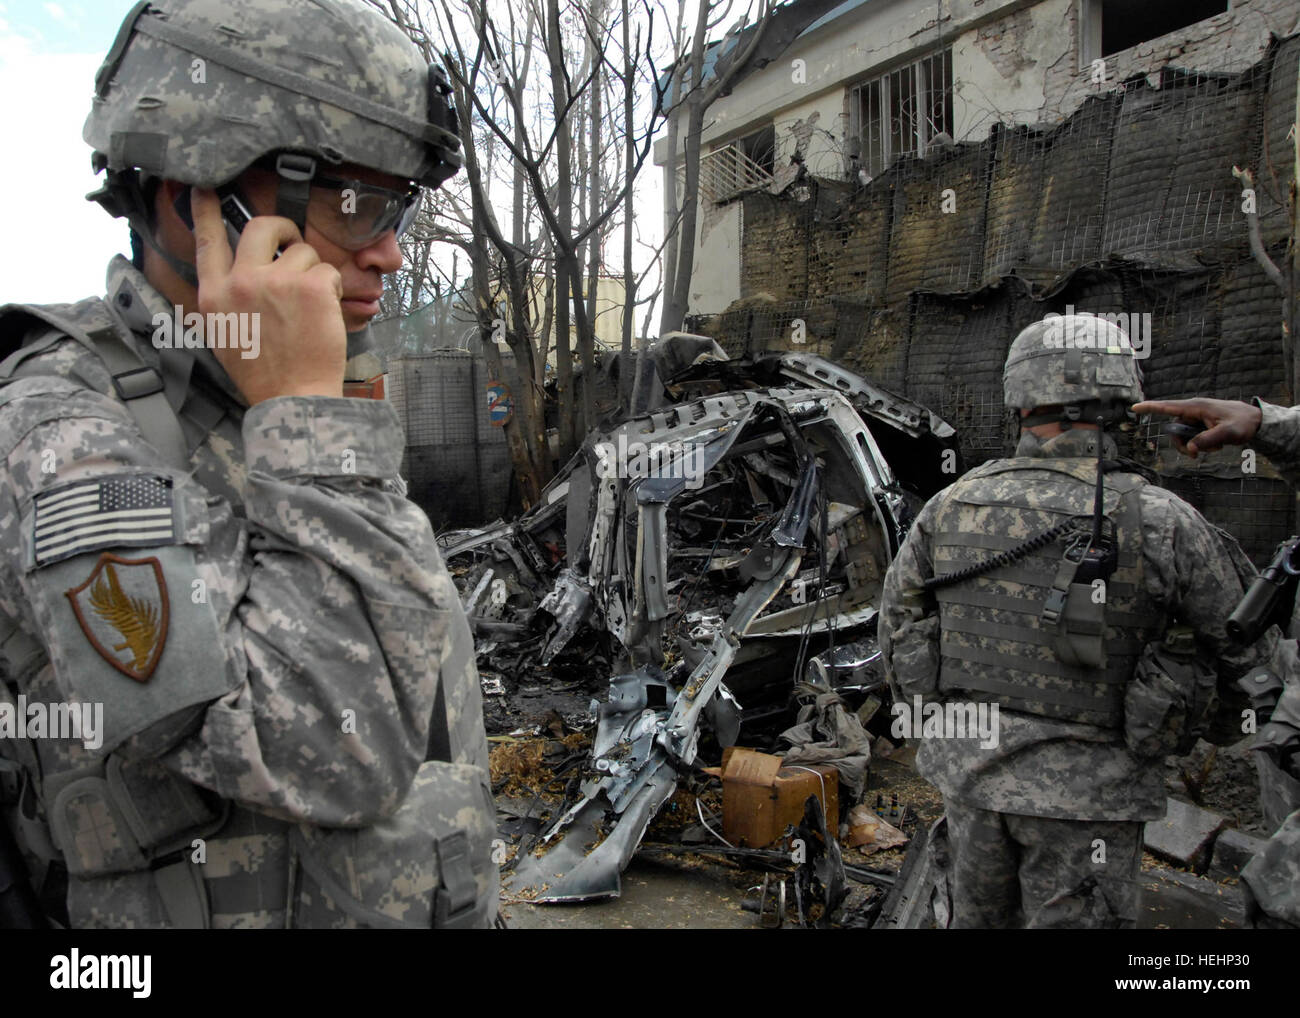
top-left (0, 300), bottom-right (189, 472)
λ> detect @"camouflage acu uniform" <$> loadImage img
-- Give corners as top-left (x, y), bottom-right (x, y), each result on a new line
top-left (1237, 400), bottom-right (1300, 928)
top-left (879, 427), bottom-right (1267, 928)
top-left (0, 257), bottom-right (497, 927)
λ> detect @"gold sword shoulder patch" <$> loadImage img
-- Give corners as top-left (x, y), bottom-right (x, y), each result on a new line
top-left (65, 553), bottom-right (170, 682)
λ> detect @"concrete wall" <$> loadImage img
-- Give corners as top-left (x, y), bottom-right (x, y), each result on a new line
top-left (954, 0), bottom-right (1073, 137)
top-left (1044, 0), bottom-right (1300, 119)
top-left (660, 0), bottom-right (1034, 317)
top-left (684, 88), bottom-right (841, 315)
top-left (691, 201), bottom-right (743, 314)
top-left (663, 0), bottom-right (1037, 157)
top-left (661, 0), bottom-right (1051, 317)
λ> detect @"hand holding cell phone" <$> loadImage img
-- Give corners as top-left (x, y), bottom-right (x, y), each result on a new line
top-left (187, 186), bottom-right (347, 405)
top-left (174, 186), bottom-right (273, 258)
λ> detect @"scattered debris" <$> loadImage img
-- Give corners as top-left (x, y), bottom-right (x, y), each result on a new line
top-left (1166, 737), bottom-right (1271, 834)
top-left (1207, 828), bottom-right (1270, 880)
top-left (778, 680), bottom-right (875, 802)
top-left (791, 794), bottom-right (849, 928)
top-left (843, 803), bottom-right (908, 853)
top-left (444, 349), bottom-right (959, 901)
top-left (872, 816), bottom-right (946, 929)
top-left (489, 729), bottom-right (589, 803)
top-left (708, 747), bottom-right (839, 848)
top-left (1143, 798), bottom-right (1230, 874)
top-left (462, 347), bottom-right (1267, 930)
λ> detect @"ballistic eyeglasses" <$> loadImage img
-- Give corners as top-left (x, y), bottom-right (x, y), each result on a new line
top-left (305, 172), bottom-right (423, 250)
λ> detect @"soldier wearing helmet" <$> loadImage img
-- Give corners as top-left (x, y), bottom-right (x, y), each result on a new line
top-left (878, 312), bottom-right (1271, 928)
top-left (1133, 394), bottom-right (1300, 928)
top-left (0, 0), bottom-right (496, 928)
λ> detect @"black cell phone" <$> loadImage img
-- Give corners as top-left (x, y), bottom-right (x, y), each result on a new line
top-left (173, 186), bottom-right (263, 254)
top-left (1163, 420), bottom-right (1207, 443)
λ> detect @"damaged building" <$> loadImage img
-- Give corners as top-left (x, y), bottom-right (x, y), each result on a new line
top-left (658, 0), bottom-right (1300, 564)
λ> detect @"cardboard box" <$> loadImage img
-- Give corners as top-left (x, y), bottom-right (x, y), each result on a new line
top-left (717, 747), bottom-right (839, 848)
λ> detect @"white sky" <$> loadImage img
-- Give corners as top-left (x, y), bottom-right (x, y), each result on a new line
top-left (0, 2), bottom-right (134, 303)
top-left (0, 0), bottom-right (668, 313)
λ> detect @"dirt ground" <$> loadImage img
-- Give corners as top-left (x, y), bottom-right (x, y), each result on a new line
top-left (487, 697), bottom-right (1266, 930)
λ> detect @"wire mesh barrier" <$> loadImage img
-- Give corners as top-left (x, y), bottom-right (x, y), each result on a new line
top-left (1163, 475), bottom-right (1297, 567)
top-left (686, 35), bottom-right (1300, 564)
top-left (386, 350), bottom-right (517, 529)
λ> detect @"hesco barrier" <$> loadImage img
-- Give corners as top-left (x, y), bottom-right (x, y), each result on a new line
top-left (385, 350), bottom-right (517, 529)
top-left (688, 36), bottom-right (1300, 566)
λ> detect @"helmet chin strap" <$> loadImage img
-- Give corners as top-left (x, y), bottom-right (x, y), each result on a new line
top-left (268, 154), bottom-right (379, 361)
top-left (1019, 399), bottom-right (1131, 431)
top-left (89, 167), bottom-right (202, 288)
top-left (96, 152), bottom-right (317, 287)
top-left (269, 153), bottom-right (376, 361)
top-left (272, 153), bottom-right (315, 236)
top-left (146, 233), bottom-right (202, 290)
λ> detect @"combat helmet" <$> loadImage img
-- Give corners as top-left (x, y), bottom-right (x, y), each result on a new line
top-left (1004, 312), bottom-right (1144, 428)
top-left (84, 0), bottom-right (460, 279)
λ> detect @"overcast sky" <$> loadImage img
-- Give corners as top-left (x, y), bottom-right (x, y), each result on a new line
top-left (0, 1), bottom-right (137, 303)
top-left (1, 0), bottom-right (668, 311)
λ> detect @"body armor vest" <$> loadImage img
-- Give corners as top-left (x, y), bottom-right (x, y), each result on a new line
top-left (930, 455), bottom-right (1161, 728)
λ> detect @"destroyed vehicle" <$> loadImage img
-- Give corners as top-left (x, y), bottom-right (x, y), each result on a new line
top-left (440, 352), bottom-right (959, 901)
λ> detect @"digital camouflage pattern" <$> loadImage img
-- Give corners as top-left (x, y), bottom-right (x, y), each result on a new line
top-left (291, 761), bottom-right (496, 928)
top-left (929, 450), bottom-right (1153, 730)
top-left (0, 257), bottom-right (496, 928)
top-left (1252, 400), bottom-right (1300, 483)
top-left (880, 426), bottom-right (1267, 822)
top-left (84, 0), bottom-right (460, 191)
top-left (943, 799), bottom-right (1145, 929)
top-left (879, 425), bottom-right (1271, 927)
top-left (1236, 400), bottom-right (1300, 927)
top-left (1002, 314), bottom-right (1143, 411)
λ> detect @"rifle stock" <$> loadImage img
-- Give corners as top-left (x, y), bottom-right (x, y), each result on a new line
top-left (1226, 536), bottom-right (1300, 645)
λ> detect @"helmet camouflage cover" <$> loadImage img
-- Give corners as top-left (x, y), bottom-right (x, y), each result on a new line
top-left (1003, 313), bottom-right (1144, 411)
top-left (85, 0), bottom-right (460, 197)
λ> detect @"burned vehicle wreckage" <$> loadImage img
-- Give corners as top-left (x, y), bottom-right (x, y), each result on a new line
top-left (440, 351), bottom-right (959, 901)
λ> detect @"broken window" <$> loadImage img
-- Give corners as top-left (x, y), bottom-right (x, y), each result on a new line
top-left (849, 48), bottom-right (952, 178)
top-left (698, 124), bottom-right (776, 204)
top-left (740, 125), bottom-right (776, 176)
top-left (1090, 0), bottom-right (1228, 59)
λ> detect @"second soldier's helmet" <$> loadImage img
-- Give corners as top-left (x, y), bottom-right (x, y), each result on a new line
top-left (84, 0), bottom-right (460, 242)
top-left (1004, 312), bottom-right (1144, 414)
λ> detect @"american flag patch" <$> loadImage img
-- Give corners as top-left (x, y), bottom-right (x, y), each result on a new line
top-left (33, 476), bottom-right (175, 566)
